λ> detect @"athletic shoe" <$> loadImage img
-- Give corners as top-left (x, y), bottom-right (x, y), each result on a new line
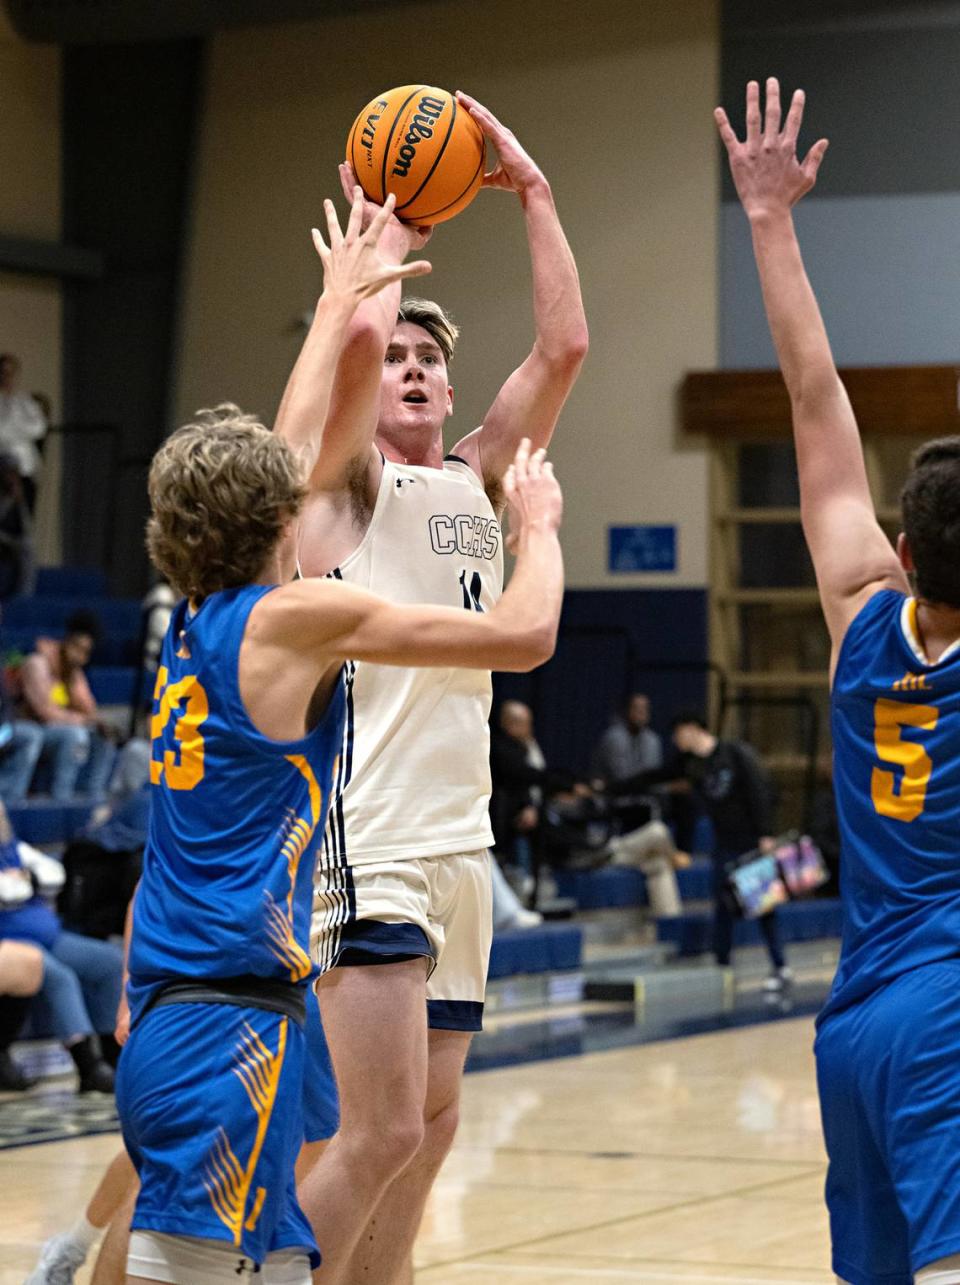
top-left (78, 1060), bottom-right (115, 1094)
top-left (23, 1232), bottom-right (88, 1284)
top-left (762, 966), bottom-right (795, 992)
top-left (0, 1049), bottom-right (35, 1091)
top-left (508, 907), bottom-right (544, 930)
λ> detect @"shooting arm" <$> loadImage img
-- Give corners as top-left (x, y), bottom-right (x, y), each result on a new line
top-left (451, 97), bottom-right (587, 494)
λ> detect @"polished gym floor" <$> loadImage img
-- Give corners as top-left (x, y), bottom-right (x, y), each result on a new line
top-left (0, 984), bottom-right (834, 1285)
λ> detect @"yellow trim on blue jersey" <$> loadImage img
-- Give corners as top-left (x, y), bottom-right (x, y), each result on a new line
top-left (261, 754), bottom-right (336, 983)
top-left (203, 1017), bottom-right (288, 1245)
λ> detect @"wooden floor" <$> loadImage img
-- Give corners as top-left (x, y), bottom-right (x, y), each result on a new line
top-left (0, 1015), bottom-right (832, 1284)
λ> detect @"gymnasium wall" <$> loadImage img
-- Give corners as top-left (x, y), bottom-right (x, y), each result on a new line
top-left (720, 2), bottom-right (960, 368)
top-left (177, 0), bottom-right (719, 594)
top-left (0, 10), bottom-right (61, 417)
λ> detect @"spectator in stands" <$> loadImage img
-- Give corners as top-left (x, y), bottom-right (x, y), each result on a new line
top-left (19, 609), bottom-right (118, 800)
top-left (0, 657), bottom-right (43, 804)
top-left (611, 711), bottom-right (789, 986)
top-left (669, 712), bottom-right (789, 987)
top-left (0, 801), bottom-right (120, 1091)
top-left (0, 451), bottom-right (34, 600)
top-left (0, 353), bottom-right (47, 512)
top-left (491, 700), bottom-right (579, 882)
top-left (593, 692), bottom-right (663, 783)
top-left (0, 936), bottom-right (43, 1090)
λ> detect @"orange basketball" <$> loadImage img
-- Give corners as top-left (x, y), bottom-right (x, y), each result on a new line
top-left (347, 85), bottom-right (485, 226)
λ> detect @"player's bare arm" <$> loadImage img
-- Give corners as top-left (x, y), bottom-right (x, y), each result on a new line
top-left (716, 78), bottom-right (906, 663)
top-left (450, 93), bottom-right (588, 504)
top-left (242, 439), bottom-right (562, 740)
top-left (275, 187), bottom-right (430, 486)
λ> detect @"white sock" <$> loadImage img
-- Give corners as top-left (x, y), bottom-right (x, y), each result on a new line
top-left (69, 1214), bottom-right (101, 1253)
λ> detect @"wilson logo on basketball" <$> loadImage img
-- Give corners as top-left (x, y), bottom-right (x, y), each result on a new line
top-left (391, 95), bottom-right (446, 179)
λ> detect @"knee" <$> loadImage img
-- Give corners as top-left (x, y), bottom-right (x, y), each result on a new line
top-left (421, 1095), bottom-right (460, 1162)
top-left (342, 1100), bottom-right (424, 1178)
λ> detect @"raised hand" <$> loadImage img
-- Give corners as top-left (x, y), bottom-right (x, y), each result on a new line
top-left (455, 91), bottom-right (545, 196)
top-left (715, 78), bottom-right (829, 219)
top-left (338, 161), bottom-right (433, 251)
top-left (312, 187), bottom-right (431, 304)
top-left (503, 438), bottom-right (563, 554)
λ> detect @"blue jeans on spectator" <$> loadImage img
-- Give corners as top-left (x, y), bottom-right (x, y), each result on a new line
top-left (36, 724), bottom-right (116, 801)
top-left (0, 721), bottom-right (44, 803)
top-left (29, 931), bottom-right (123, 1040)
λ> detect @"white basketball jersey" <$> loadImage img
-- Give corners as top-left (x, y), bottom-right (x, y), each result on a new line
top-left (322, 455), bottom-right (503, 865)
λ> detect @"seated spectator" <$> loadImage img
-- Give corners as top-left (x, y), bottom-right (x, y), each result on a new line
top-left (18, 609), bottom-right (118, 800)
top-left (0, 801), bottom-right (120, 1091)
top-left (491, 700), bottom-right (581, 886)
top-left (0, 353), bottom-right (47, 512)
top-left (0, 655), bottom-right (43, 803)
top-left (59, 782), bottom-right (148, 939)
top-left (593, 692), bottom-right (663, 783)
top-left (611, 711), bottom-right (790, 987)
top-left (0, 936), bottom-right (43, 1090)
top-left (0, 452), bottom-right (34, 600)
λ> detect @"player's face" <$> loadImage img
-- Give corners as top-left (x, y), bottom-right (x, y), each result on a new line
top-left (380, 322), bottom-right (453, 439)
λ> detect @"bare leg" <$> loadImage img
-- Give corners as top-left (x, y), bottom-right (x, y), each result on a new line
top-left (91, 1190), bottom-right (138, 1285)
top-left (88, 1149), bottom-right (138, 1228)
top-left (297, 959), bottom-right (429, 1285)
top-left (345, 1029), bottom-right (471, 1285)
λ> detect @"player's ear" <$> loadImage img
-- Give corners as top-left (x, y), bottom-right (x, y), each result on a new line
top-left (446, 384), bottom-right (454, 418)
top-left (896, 531), bottom-right (914, 574)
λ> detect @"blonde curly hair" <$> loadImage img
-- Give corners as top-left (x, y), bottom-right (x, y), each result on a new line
top-left (146, 404), bottom-right (305, 602)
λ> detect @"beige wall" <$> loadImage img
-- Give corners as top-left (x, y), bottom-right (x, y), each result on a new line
top-left (0, 11), bottom-right (62, 418)
top-left (178, 0), bottom-right (717, 588)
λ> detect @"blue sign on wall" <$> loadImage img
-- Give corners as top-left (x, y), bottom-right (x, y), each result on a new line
top-left (608, 524), bottom-right (677, 573)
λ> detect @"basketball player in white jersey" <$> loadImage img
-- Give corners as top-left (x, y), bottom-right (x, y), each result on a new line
top-left (280, 92), bottom-right (587, 1283)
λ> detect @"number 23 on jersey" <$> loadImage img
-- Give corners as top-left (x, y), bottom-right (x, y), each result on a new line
top-left (870, 698), bottom-right (939, 823)
top-left (150, 665), bottom-right (209, 790)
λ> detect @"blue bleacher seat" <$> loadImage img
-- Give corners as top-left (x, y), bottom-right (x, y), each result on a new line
top-left (35, 568), bottom-right (109, 598)
top-left (88, 665), bottom-right (143, 705)
top-left (554, 856), bottom-right (713, 910)
top-left (3, 595), bottom-right (141, 635)
top-left (8, 801), bottom-right (96, 846)
top-left (487, 923), bottom-right (583, 978)
top-left (655, 897), bottom-right (843, 956)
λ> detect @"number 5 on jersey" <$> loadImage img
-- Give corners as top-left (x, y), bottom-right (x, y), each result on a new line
top-left (150, 665), bottom-right (210, 790)
top-left (870, 698), bottom-right (939, 823)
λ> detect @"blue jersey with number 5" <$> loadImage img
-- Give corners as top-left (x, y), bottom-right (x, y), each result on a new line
top-left (128, 586), bottom-right (345, 1026)
top-left (821, 589), bottom-right (960, 1022)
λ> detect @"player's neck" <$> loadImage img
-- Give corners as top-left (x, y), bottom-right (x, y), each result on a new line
top-left (376, 428), bottom-right (445, 471)
top-left (914, 599), bottom-right (960, 663)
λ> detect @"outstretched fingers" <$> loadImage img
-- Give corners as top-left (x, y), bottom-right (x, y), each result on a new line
top-left (763, 77), bottom-right (781, 142)
top-left (745, 80), bottom-right (761, 146)
top-left (801, 137), bottom-right (830, 184)
top-left (363, 191), bottom-right (397, 246)
top-left (714, 106), bottom-right (739, 153)
top-left (345, 186), bottom-right (366, 242)
top-left (783, 88), bottom-right (806, 146)
top-left (324, 197), bottom-right (343, 250)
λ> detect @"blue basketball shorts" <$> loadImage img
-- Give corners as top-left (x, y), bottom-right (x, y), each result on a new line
top-left (302, 986), bottom-right (339, 1144)
top-left (815, 961), bottom-right (960, 1285)
top-left (117, 1000), bottom-right (318, 1267)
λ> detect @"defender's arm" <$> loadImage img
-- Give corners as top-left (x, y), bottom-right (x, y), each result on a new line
top-left (270, 440), bottom-right (563, 672)
top-left (451, 95), bottom-right (588, 500)
top-left (275, 182), bottom-right (430, 491)
top-left (716, 79), bottom-right (906, 660)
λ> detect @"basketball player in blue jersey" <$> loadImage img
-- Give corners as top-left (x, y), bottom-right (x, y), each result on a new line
top-left (114, 192), bottom-right (565, 1285)
top-left (718, 79), bottom-right (960, 1285)
top-left (279, 94), bottom-right (587, 1283)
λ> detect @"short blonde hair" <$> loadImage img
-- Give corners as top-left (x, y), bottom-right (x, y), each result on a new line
top-left (146, 404), bottom-right (305, 602)
top-left (397, 298), bottom-right (459, 363)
